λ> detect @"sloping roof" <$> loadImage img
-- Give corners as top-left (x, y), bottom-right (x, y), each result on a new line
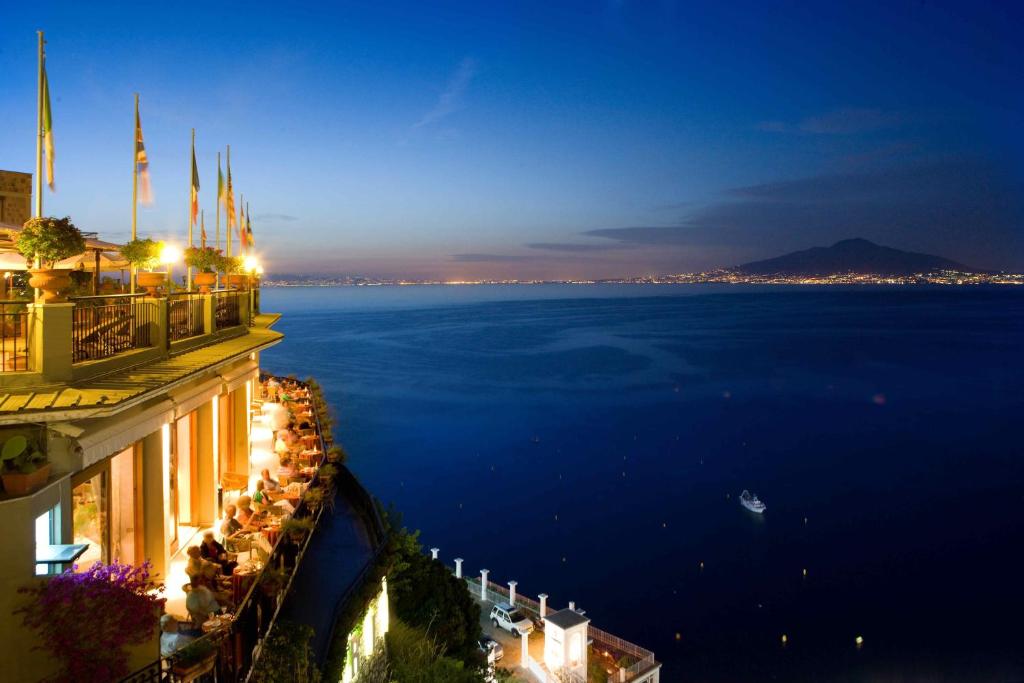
top-left (0, 313), bottom-right (282, 423)
top-left (544, 608), bottom-right (590, 630)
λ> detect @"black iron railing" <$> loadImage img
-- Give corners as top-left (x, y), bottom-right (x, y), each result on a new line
top-left (168, 292), bottom-right (204, 342)
top-left (71, 294), bottom-right (155, 363)
top-left (0, 300), bottom-right (30, 372)
top-left (212, 290), bottom-right (241, 330)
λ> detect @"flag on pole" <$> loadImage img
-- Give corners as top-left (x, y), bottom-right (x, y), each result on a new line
top-left (41, 63), bottom-right (55, 190)
top-left (190, 141), bottom-right (200, 224)
top-left (246, 211), bottom-right (255, 248)
top-left (200, 211), bottom-right (207, 247)
top-left (135, 106), bottom-right (153, 204)
top-left (217, 157), bottom-right (225, 207)
top-left (225, 160), bottom-right (235, 229)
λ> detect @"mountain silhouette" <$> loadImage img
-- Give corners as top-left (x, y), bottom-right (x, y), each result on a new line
top-left (735, 238), bottom-right (975, 275)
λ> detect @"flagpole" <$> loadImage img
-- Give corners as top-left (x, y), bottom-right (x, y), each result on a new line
top-left (226, 145), bottom-right (232, 260)
top-left (187, 128), bottom-right (195, 290)
top-left (131, 93), bottom-right (139, 293)
top-left (246, 201), bottom-right (251, 256)
top-left (238, 193), bottom-right (244, 258)
top-left (215, 151), bottom-right (221, 289)
top-left (35, 31), bottom-right (44, 218)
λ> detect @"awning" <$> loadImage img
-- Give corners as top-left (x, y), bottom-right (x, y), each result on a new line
top-left (74, 400), bottom-right (175, 468)
top-left (170, 376), bottom-right (224, 419)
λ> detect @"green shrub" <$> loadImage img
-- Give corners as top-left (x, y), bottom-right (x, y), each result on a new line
top-left (17, 216), bottom-right (85, 268)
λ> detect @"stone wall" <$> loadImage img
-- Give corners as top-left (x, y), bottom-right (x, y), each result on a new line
top-left (0, 170), bottom-right (32, 227)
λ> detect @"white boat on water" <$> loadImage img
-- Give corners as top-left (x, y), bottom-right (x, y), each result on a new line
top-left (739, 490), bottom-right (766, 514)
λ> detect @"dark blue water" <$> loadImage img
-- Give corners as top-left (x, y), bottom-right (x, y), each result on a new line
top-left (261, 285), bottom-right (1024, 682)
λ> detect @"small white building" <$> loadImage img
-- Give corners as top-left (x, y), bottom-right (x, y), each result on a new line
top-left (543, 607), bottom-right (590, 680)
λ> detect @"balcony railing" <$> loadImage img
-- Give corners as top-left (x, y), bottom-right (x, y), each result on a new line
top-left (167, 292), bottom-right (204, 342)
top-left (0, 300), bottom-right (30, 373)
top-left (212, 290), bottom-right (241, 330)
top-left (71, 294), bottom-right (155, 363)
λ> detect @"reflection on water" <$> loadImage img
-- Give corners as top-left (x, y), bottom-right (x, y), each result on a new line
top-left (262, 285), bottom-right (1024, 682)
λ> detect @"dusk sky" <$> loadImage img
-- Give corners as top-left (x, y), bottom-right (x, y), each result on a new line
top-left (2, 1), bottom-right (1021, 279)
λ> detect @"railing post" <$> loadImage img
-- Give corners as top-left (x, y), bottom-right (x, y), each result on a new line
top-left (508, 580), bottom-right (517, 606)
top-left (238, 289), bottom-right (251, 328)
top-left (454, 558), bottom-right (463, 579)
top-left (480, 569), bottom-right (489, 601)
top-left (202, 293), bottom-right (215, 335)
top-left (430, 547), bottom-right (439, 560)
top-left (147, 297), bottom-right (168, 355)
top-left (28, 302), bottom-right (73, 381)
top-left (538, 593), bottom-right (548, 617)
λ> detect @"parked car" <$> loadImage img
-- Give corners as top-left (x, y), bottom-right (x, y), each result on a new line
top-left (478, 636), bottom-right (504, 662)
top-left (489, 603), bottom-right (534, 637)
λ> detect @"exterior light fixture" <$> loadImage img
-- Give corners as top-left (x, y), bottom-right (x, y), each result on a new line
top-left (158, 243), bottom-right (182, 265)
top-left (243, 255), bottom-right (259, 273)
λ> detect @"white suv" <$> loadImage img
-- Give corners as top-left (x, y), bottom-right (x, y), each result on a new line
top-left (489, 603), bottom-right (534, 637)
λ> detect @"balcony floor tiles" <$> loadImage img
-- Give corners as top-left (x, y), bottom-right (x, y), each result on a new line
top-left (0, 313), bottom-right (281, 420)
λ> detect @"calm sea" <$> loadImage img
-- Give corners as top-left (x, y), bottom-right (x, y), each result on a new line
top-left (261, 285), bottom-right (1024, 682)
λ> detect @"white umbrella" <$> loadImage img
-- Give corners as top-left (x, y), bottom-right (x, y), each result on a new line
top-left (0, 251), bottom-right (29, 271)
top-left (56, 251), bottom-right (130, 271)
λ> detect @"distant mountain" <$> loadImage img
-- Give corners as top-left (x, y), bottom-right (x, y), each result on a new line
top-left (735, 238), bottom-right (975, 275)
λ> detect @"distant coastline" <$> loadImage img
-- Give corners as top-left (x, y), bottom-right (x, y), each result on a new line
top-left (262, 270), bottom-right (1024, 288)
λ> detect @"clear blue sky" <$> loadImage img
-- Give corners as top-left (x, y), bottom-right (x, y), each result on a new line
top-left (1, 1), bottom-right (1021, 278)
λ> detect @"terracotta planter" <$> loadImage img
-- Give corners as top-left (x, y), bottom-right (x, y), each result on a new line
top-left (194, 271), bottom-right (217, 293)
top-left (136, 271), bottom-right (166, 296)
top-left (226, 273), bottom-right (247, 289)
top-left (28, 269), bottom-right (73, 303)
top-left (1, 463), bottom-right (51, 496)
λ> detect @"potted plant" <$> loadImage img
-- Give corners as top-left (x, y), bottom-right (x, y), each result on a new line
top-left (302, 487), bottom-right (325, 511)
top-left (0, 434), bottom-right (50, 496)
top-left (258, 565), bottom-right (289, 597)
top-left (326, 445), bottom-right (348, 464)
top-left (221, 255), bottom-right (247, 288)
top-left (120, 238), bottom-right (164, 295)
top-left (15, 561), bottom-right (165, 681)
top-left (171, 637), bottom-right (216, 678)
top-left (16, 216), bottom-right (86, 302)
top-left (184, 246), bottom-right (222, 293)
top-left (281, 516), bottom-right (314, 543)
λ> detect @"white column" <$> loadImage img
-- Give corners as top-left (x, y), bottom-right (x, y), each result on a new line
top-left (569, 601), bottom-right (575, 611)
top-left (480, 569), bottom-right (489, 601)
top-left (508, 580), bottom-right (518, 606)
top-left (454, 558), bottom-right (463, 579)
top-left (430, 547), bottom-right (439, 560)
top-left (521, 624), bottom-right (530, 666)
top-left (538, 593), bottom-right (548, 617)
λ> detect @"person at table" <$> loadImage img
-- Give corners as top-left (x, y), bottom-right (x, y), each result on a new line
top-left (220, 504), bottom-right (253, 553)
top-left (276, 456), bottom-right (297, 482)
top-left (252, 480), bottom-right (273, 512)
top-left (200, 531), bottom-right (238, 576)
top-left (260, 468), bottom-right (281, 492)
top-left (235, 495), bottom-right (257, 525)
top-left (186, 546), bottom-right (222, 589)
top-left (160, 614), bottom-right (195, 656)
top-left (254, 478), bottom-right (296, 515)
top-left (185, 576), bottom-right (221, 627)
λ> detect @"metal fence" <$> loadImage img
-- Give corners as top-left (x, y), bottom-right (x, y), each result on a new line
top-left (167, 292), bottom-right (204, 342)
top-left (213, 290), bottom-right (241, 330)
top-left (0, 300), bottom-right (29, 372)
top-left (71, 294), bottom-right (155, 363)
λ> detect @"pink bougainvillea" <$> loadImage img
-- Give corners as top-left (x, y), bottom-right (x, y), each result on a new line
top-left (16, 561), bottom-right (166, 682)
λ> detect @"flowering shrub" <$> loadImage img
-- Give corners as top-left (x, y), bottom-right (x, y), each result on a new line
top-left (16, 561), bottom-right (166, 682)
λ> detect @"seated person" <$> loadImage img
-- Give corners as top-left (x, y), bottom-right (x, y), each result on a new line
top-left (186, 546), bottom-right (223, 588)
top-left (260, 468), bottom-right (281, 492)
top-left (276, 456), bottom-right (297, 482)
top-left (199, 531), bottom-right (237, 575)
top-left (235, 495), bottom-right (256, 526)
top-left (160, 614), bottom-right (195, 656)
top-left (253, 479), bottom-right (296, 515)
top-left (184, 576), bottom-right (221, 627)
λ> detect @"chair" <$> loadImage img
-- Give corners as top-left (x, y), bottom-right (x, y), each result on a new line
top-left (221, 471), bottom-right (248, 496)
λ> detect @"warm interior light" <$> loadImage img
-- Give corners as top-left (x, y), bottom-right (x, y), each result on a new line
top-left (159, 243), bottom-right (182, 265)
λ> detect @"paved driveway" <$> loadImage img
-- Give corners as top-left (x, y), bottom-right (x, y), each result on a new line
top-left (477, 600), bottom-right (545, 682)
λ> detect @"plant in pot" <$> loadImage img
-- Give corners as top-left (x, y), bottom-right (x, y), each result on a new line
top-left (0, 434), bottom-right (50, 496)
top-left (15, 560), bottom-right (165, 681)
top-left (16, 216), bottom-right (86, 303)
top-left (185, 246), bottom-right (222, 293)
top-left (171, 636), bottom-right (217, 677)
top-left (281, 516), bottom-right (314, 544)
top-left (258, 565), bottom-right (289, 597)
top-left (325, 445), bottom-right (347, 464)
top-left (220, 255), bottom-right (247, 288)
top-left (120, 238), bottom-right (164, 295)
